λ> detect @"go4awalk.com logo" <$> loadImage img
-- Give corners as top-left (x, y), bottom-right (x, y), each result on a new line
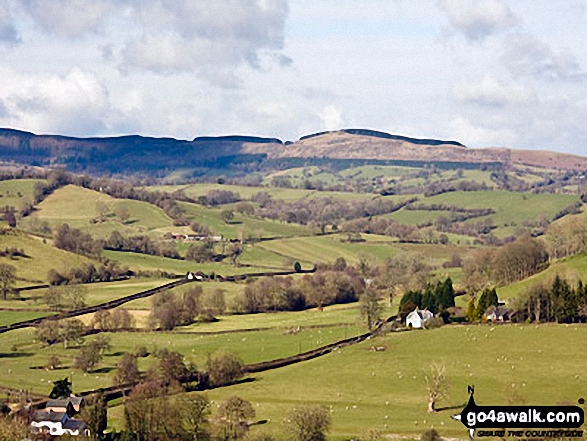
top-left (452, 387), bottom-right (585, 439)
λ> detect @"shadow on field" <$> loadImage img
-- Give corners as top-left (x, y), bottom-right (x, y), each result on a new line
top-left (106, 351), bottom-right (126, 357)
top-left (29, 365), bottom-right (69, 370)
top-left (436, 403), bottom-right (466, 412)
top-left (92, 367), bottom-right (115, 374)
top-left (0, 352), bottom-right (32, 358)
top-left (234, 377), bottom-right (256, 385)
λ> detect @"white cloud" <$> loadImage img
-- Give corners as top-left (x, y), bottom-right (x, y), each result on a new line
top-left (501, 34), bottom-right (587, 82)
top-left (318, 105), bottom-right (345, 131)
top-left (450, 89), bottom-right (587, 152)
top-left (18, 0), bottom-right (291, 85)
top-left (118, 0), bottom-right (289, 78)
top-left (0, 67), bottom-right (120, 135)
top-left (454, 75), bottom-right (535, 107)
top-left (439, 0), bottom-right (519, 41)
top-left (449, 115), bottom-right (517, 146)
top-left (0, 0), bottom-right (19, 45)
top-left (20, 0), bottom-right (115, 38)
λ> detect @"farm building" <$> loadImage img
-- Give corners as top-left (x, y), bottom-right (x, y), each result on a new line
top-left (46, 396), bottom-right (84, 413)
top-left (30, 410), bottom-right (89, 437)
top-left (485, 306), bottom-right (512, 323)
top-left (406, 307), bottom-right (434, 328)
top-left (171, 233), bottom-right (224, 242)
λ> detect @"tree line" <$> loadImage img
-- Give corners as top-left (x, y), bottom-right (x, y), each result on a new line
top-left (399, 278), bottom-right (455, 321)
top-left (515, 275), bottom-right (587, 323)
top-left (463, 236), bottom-right (548, 291)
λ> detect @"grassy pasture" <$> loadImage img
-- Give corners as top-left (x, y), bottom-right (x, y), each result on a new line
top-left (0, 310), bottom-right (51, 327)
top-left (393, 169), bottom-right (493, 188)
top-left (263, 166), bottom-right (344, 187)
top-left (422, 191), bottom-right (579, 227)
top-left (115, 300), bottom-right (383, 331)
top-left (0, 322), bottom-right (366, 396)
top-left (497, 253), bottom-right (587, 302)
top-left (257, 234), bottom-right (399, 265)
top-left (105, 324), bottom-right (587, 439)
top-left (0, 278), bottom-right (168, 317)
top-left (395, 243), bottom-right (475, 267)
top-left (238, 244), bottom-right (295, 270)
top-left (207, 324), bottom-right (587, 439)
top-left (179, 303), bottom-right (392, 333)
top-left (33, 278), bottom-right (167, 309)
top-left (147, 183), bottom-right (374, 203)
top-left (382, 209), bottom-right (454, 226)
top-left (0, 179), bottom-right (44, 208)
top-left (117, 280), bottom-right (247, 312)
top-left (21, 185), bottom-right (174, 238)
top-left (178, 201), bottom-right (311, 240)
top-left (338, 165), bottom-right (419, 179)
top-left (102, 250), bottom-right (274, 276)
top-left (0, 230), bottom-right (96, 285)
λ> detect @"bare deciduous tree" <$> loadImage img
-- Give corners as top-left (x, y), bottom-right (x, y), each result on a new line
top-left (425, 362), bottom-right (449, 413)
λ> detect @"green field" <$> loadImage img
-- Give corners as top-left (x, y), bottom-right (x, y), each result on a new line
top-left (0, 310), bottom-right (51, 327)
top-left (338, 165), bottom-right (420, 180)
top-left (498, 253), bottom-right (587, 302)
top-left (103, 250), bottom-right (274, 276)
top-left (0, 321), bottom-right (366, 396)
top-left (21, 185), bottom-right (175, 238)
top-left (422, 191), bottom-right (579, 227)
top-left (105, 324), bottom-right (587, 439)
top-left (147, 183), bottom-right (375, 203)
top-left (396, 242), bottom-right (475, 262)
top-left (238, 244), bottom-right (295, 269)
top-left (179, 303), bottom-right (388, 333)
top-left (0, 278), bottom-right (169, 316)
top-left (178, 201), bottom-right (311, 240)
top-left (398, 169), bottom-right (494, 188)
top-left (0, 230), bottom-right (96, 285)
top-left (257, 234), bottom-right (399, 265)
top-left (383, 209), bottom-right (455, 226)
top-left (0, 178), bottom-right (44, 208)
top-left (118, 280), bottom-right (248, 312)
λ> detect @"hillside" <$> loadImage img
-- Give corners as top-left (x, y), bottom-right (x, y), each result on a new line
top-left (2, 127), bottom-right (587, 176)
top-left (20, 185), bottom-right (175, 239)
top-left (0, 230), bottom-right (96, 285)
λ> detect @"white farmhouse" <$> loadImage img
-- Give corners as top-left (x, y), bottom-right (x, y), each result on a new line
top-left (406, 307), bottom-right (434, 328)
top-left (31, 410), bottom-right (89, 437)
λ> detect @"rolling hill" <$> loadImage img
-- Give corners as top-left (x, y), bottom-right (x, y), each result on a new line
top-left (2, 127), bottom-right (586, 176)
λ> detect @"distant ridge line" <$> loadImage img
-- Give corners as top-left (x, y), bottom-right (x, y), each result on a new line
top-left (299, 128), bottom-right (465, 147)
top-left (0, 128), bottom-right (282, 145)
top-left (193, 135), bottom-right (283, 144)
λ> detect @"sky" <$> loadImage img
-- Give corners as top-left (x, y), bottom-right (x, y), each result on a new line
top-left (0, 0), bottom-right (586, 155)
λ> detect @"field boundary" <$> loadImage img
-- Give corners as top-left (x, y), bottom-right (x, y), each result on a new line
top-left (0, 279), bottom-right (189, 334)
top-left (53, 314), bottom-right (400, 409)
top-left (0, 267), bottom-right (317, 334)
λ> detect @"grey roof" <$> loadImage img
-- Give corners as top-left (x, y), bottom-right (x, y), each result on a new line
top-left (63, 419), bottom-right (88, 431)
top-left (33, 410), bottom-right (67, 423)
top-left (408, 308), bottom-right (433, 320)
top-left (47, 396), bottom-right (83, 408)
top-left (46, 399), bottom-right (72, 408)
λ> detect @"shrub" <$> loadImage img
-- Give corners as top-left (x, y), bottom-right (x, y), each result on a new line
top-left (421, 429), bottom-right (442, 441)
top-left (423, 317), bottom-right (445, 329)
top-left (206, 350), bottom-right (244, 387)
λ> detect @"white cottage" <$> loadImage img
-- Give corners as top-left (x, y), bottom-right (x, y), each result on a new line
top-left (31, 410), bottom-right (89, 437)
top-left (406, 307), bottom-right (434, 328)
